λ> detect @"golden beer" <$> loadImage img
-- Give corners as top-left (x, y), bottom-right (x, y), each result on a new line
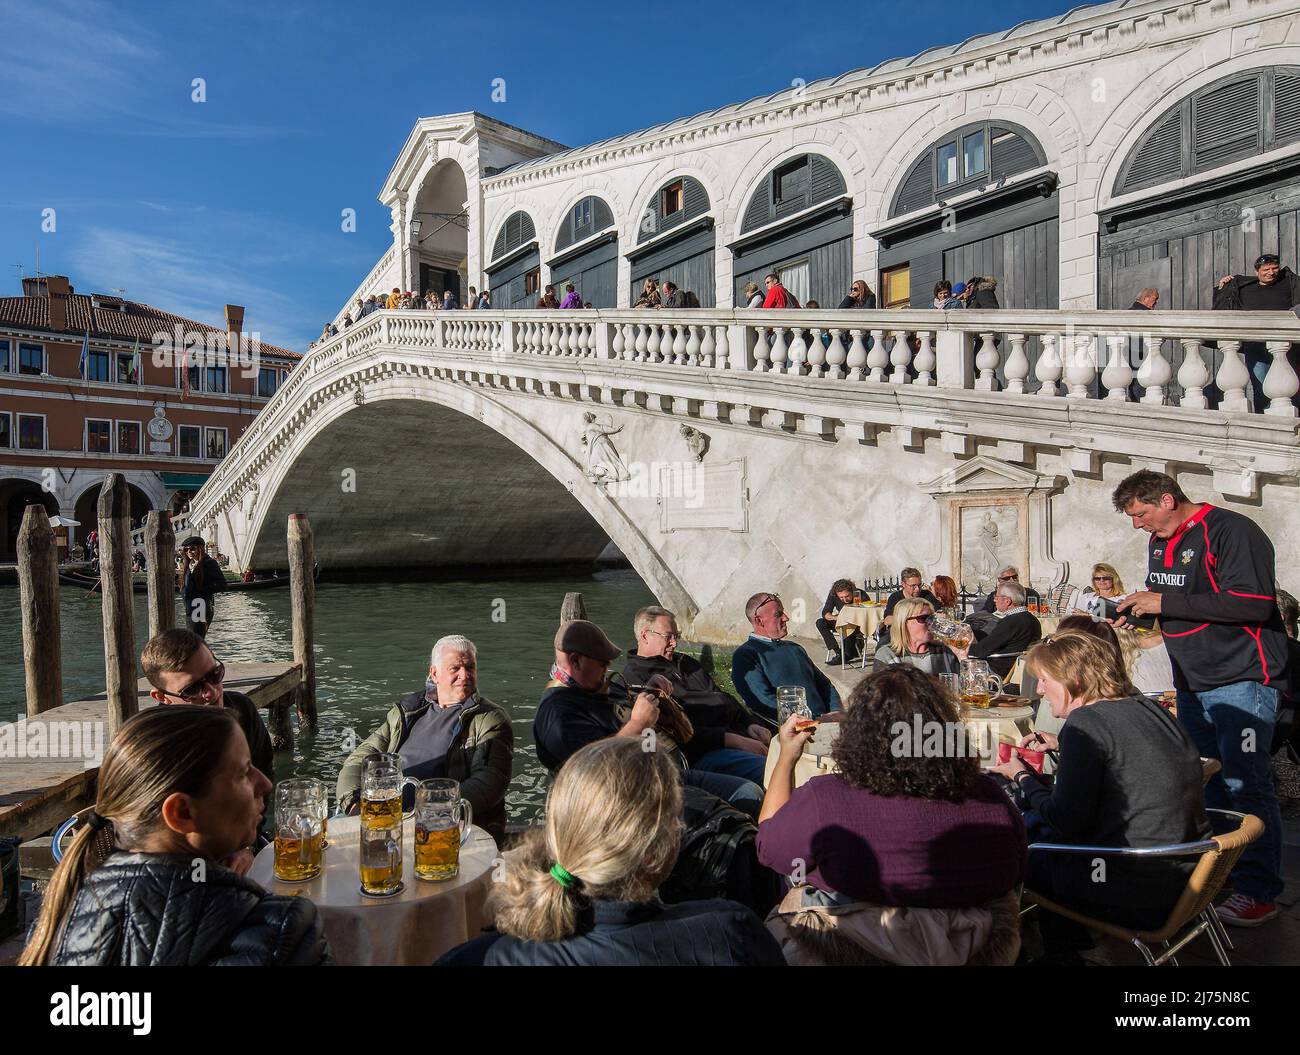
top-left (359, 820), bottom-right (403, 895)
top-left (273, 830), bottom-right (324, 881)
top-left (415, 822), bottom-right (460, 881)
top-left (961, 690), bottom-right (991, 709)
top-left (361, 793), bottom-right (403, 828)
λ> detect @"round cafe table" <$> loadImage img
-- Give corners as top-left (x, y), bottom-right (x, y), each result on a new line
top-left (250, 814), bottom-right (497, 966)
top-left (833, 603), bottom-right (886, 647)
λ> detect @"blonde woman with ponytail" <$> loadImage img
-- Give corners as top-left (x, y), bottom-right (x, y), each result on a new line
top-left (21, 706), bottom-right (331, 966)
top-left (438, 737), bottom-right (785, 965)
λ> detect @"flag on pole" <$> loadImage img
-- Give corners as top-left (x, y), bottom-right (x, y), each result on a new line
top-left (130, 338), bottom-right (141, 384)
top-left (78, 330), bottom-right (89, 378)
top-left (180, 340), bottom-right (190, 400)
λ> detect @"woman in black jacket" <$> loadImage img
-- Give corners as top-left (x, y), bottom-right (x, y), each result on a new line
top-left (991, 632), bottom-right (1210, 957)
top-left (180, 535), bottom-right (227, 638)
top-left (21, 706), bottom-right (331, 966)
top-left (437, 737), bottom-right (784, 965)
top-left (837, 279), bottom-right (876, 309)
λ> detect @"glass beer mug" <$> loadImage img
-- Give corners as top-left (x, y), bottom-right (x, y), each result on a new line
top-left (359, 754), bottom-right (412, 896)
top-left (413, 779), bottom-right (473, 881)
top-left (959, 659), bottom-right (1003, 709)
top-left (274, 777), bottom-right (326, 882)
top-left (776, 685), bottom-right (811, 725)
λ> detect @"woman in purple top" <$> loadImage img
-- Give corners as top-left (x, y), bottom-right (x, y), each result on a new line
top-left (758, 666), bottom-right (1027, 909)
top-left (559, 283), bottom-right (583, 309)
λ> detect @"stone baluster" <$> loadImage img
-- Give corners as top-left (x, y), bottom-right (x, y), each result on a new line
top-left (973, 333), bottom-right (999, 391)
top-left (715, 326), bottom-right (730, 370)
top-left (1036, 333), bottom-right (1063, 395)
top-left (672, 325), bottom-right (688, 365)
top-left (1176, 338), bottom-right (1209, 409)
top-left (866, 329), bottom-right (888, 382)
top-left (699, 326), bottom-right (715, 368)
top-left (786, 328), bottom-right (807, 376)
top-left (634, 323), bottom-right (649, 362)
top-left (685, 325), bottom-right (701, 366)
top-left (912, 330), bottom-right (935, 386)
top-left (1137, 336), bottom-right (1172, 406)
top-left (770, 328), bottom-right (789, 373)
top-left (889, 331), bottom-right (914, 384)
top-left (1263, 341), bottom-right (1299, 416)
top-left (1101, 334), bottom-right (1133, 400)
top-left (845, 329), bottom-right (867, 380)
top-left (752, 327), bottom-right (770, 372)
top-left (806, 329), bottom-right (826, 378)
top-left (825, 329), bottom-right (846, 380)
top-left (1004, 333), bottom-right (1030, 394)
top-left (612, 323), bottom-right (625, 360)
top-left (1215, 341), bottom-right (1250, 412)
top-left (581, 323), bottom-right (593, 357)
top-left (1065, 334), bottom-right (1097, 398)
top-left (646, 324), bottom-right (661, 363)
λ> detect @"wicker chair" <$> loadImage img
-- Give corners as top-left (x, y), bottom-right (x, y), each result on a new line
top-left (1048, 582), bottom-right (1079, 616)
top-left (1023, 809), bottom-right (1261, 966)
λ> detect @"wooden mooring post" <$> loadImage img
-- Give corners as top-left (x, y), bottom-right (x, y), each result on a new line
top-left (98, 474), bottom-right (138, 736)
top-left (288, 513), bottom-right (317, 733)
top-left (17, 505), bottom-right (62, 717)
top-left (560, 592), bottom-right (587, 623)
top-left (144, 509), bottom-right (175, 640)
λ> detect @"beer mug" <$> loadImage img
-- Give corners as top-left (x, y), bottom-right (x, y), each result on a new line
top-left (959, 659), bottom-right (1003, 709)
top-left (359, 754), bottom-right (410, 896)
top-left (413, 779), bottom-right (473, 881)
top-left (273, 778), bottom-right (325, 882)
top-left (776, 685), bottom-right (811, 725)
top-left (937, 672), bottom-right (961, 702)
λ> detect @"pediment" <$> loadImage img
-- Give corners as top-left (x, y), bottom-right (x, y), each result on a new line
top-left (920, 455), bottom-right (1062, 497)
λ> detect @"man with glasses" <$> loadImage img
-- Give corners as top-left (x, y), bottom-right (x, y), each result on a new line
top-left (142, 629), bottom-right (274, 784)
top-left (978, 566), bottom-right (1041, 614)
top-left (624, 605), bottom-right (771, 786)
top-left (950, 580), bottom-right (1041, 682)
top-left (1214, 253), bottom-right (1300, 411)
top-left (731, 592), bottom-right (841, 722)
top-left (880, 567), bottom-right (939, 641)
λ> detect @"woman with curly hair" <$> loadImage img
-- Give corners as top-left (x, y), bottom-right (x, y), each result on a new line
top-left (757, 667), bottom-right (1026, 964)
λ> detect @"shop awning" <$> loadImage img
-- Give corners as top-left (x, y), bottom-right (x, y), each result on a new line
top-left (160, 472), bottom-right (212, 491)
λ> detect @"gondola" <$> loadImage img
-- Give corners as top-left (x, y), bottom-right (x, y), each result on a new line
top-left (57, 569), bottom-right (294, 593)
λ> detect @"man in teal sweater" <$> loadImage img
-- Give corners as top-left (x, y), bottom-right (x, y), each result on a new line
top-left (731, 591), bottom-right (842, 721)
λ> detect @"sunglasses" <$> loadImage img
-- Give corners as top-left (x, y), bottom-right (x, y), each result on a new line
top-left (1093, 576), bottom-right (1114, 583)
top-left (907, 615), bottom-right (931, 624)
top-left (646, 628), bottom-right (680, 641)
top-left (162, 660), bottom-right (225, 703)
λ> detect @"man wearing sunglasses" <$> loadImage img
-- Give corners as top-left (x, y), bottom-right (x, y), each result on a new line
top-left (142, 629), bottom-right (274, 786)
top-left (731, 592), bottom-right (841, 722)
top-left (977, 566), bottom-right (1042, 614)
top-left (1213, 253), bottom-right (1300, 412)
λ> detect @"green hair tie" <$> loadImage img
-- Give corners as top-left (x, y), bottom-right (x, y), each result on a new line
top-left (549, 863), bottom-right (577, 890)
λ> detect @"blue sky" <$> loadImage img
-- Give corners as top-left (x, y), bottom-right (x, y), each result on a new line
top-left (0, 0), bottom-right (1077, 350)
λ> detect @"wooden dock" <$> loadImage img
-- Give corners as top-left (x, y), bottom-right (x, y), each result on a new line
top-left (0, 661), bottom-right (301, 843)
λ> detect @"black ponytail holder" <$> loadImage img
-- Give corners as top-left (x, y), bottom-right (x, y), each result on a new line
top-left (85, 810), bottom-right (110, 831)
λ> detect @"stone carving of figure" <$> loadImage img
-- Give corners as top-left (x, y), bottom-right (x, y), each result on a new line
top-left (581, 412), bottom-right (629, 484)
top-left (979, 511), bottom-right (1001, 580)
top-left (679, 425), bottom-right (709, 462)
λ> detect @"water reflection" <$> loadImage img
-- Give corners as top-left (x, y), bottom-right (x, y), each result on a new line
top-left (0, 569), bottom-right (654, 824)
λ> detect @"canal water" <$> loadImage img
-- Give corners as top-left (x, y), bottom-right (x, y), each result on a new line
top-left (0, 570), bottom-right (656, 824)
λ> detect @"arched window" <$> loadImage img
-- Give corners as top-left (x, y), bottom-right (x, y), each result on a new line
top-left (555, 196), bottom-right (614, 252)
top-left (490, 211), bottom-right (537, 262)
top-left (636, 176), bottom-right (710, 244)
top-left (889, 122), bottom-right (1046, 218)
top-left (1115, 66), bottom-right (1300, 196)
top-left (739, 154), bottom-right (847, 233)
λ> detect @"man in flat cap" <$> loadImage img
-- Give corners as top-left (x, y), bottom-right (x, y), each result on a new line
top-left (534, 619), bottom-right (763, 817)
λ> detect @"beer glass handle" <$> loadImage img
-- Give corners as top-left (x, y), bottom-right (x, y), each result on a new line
top-left (987, 673), bottom-right (1004, 698)
top-left (459, 799), bottom-right (473, 844)
top-left (401, 776), bottom-right (419, 820)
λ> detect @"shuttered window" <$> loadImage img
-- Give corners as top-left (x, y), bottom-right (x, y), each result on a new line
top-left (491, 212), bottom-right (537, 261)
top-left (636, 177), bottom-right (711, 244)
top-left (739, 154), bottom-right (847, 234)
top-left (888, 122), bottom-right (1045, 218)
top-left (555, 197), bottom-right (614, 252)
top-left (1116, 66), bottom-right (1299, 195)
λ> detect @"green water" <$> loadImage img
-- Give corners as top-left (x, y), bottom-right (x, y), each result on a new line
top-left (0, 570), bottom-right (656, 824)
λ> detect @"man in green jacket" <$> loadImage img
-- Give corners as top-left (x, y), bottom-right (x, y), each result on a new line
top-left (336, 635), bottom-right (514, 845)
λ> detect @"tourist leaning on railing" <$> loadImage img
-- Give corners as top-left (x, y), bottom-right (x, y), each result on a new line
top-left (758, 668), bottom-right (1026, 966)
top-left (335, 635), bottom-right (513, 843)
top-left (991, 632), bottom-right (1210, 962)
top-left (20, 707), bottom-right (332, 966)
top-left (436, 737), bottom-right (785, 966)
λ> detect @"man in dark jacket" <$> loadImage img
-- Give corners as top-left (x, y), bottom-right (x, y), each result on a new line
top-left (815, 579), bottom-right (863, 665)
top-left (336, 634), bottom-right (513, 844)
top-left (179, 535), bottom-right (227, 638)
top-left (879, 567), bottom-right (940, 642)
top-left (1130, 287), bottom-right (1159, 310)
top-left (142, 628), bottom-right (276, 867)
top-left (660, 280), bottom-right (686, 308)
top-left (535, 619), bottom-right (763, 817)
top-left (1212, 253), bottom-right (1300, 412)
top-left (953, 580), bottom-right (1042, 682)
top-left (978, 566), bottom-right (1042, 614)
top-left (623, 605), bottom-right (770, 786)
top-left (964, 276), bottom-right (1001, 309)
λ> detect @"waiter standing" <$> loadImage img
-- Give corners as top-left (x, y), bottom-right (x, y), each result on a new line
top-left (1112, 470), bottom-right (1287, 927)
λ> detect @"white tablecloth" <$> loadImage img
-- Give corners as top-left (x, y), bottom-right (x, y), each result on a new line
top-left (251, 814), bottom-right (497, 965)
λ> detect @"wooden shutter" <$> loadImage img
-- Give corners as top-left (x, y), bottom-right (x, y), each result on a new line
top-left (989, 128), bottom-right (1040, 181)
top-left (741, 183), bottom-right (773, 232)
top-left (1119, 108), bottom-right (1184, 193)
top-left (1192, 76), bottom-right (1261, 170)
top-left (892, 156), bottom-right (933, 217)
top-left (809, 155), bottom-right (846, 202)
top-left (1274, 68), bottom-right (1300, 145)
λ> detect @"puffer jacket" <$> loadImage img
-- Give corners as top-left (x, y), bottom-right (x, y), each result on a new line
top-left (50, 852), bottom-right (332, 966)
top-left (966, 277), bottom-right (1001, 309)
top-left (335, 691), bottom-right (513, 842)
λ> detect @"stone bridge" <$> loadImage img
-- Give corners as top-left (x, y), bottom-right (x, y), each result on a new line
top-left (189, 306), bottom-right (1300, 641)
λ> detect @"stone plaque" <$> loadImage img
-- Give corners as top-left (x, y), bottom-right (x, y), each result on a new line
top-left (659, 459), bottom-right (747, 532)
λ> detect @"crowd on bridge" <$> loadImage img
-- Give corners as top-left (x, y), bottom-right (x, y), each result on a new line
top-left (19, 468), bottom-right (1297, 966)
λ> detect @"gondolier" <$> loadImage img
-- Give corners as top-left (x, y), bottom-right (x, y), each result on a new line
top-left (1112, 470), bottom-right (1288, 928)
top-left (181, 535), bottom-right (228, 639)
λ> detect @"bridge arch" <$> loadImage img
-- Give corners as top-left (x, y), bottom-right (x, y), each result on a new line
top-left (236, 372), bottom-right (696, 620)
